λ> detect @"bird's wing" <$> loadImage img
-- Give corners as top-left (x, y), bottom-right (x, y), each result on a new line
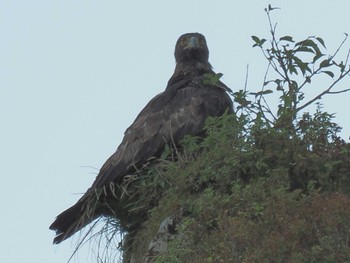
top-left (88, 81), bottom-right (232, 190)
top-left (49, 80), bottom-right (232, 244)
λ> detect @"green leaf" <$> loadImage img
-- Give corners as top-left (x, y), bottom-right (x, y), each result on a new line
top-left (233, 90), bottom-right (251, 106)
top-left (280, 36), bottom-right (294, 42)
top-left (295, 39), bottom-right (321, 54)
top-left (161, 144), bottom-right (171, 159)
top-left (322, 71), bottom-right (334, 78)
top-left (296, 46), bottom-right (315, 53)
top-left (320, 59), bottom-right (331, 68)
top-left (251, 36), bottom-right (266, 47)
top-left (276, 84), bottom-right (283, 91)
top-left (316, 37), bottom-right (326, 48)
top-left (312, 52), bottom-right (324, 63)
top-left (252, 35), bottom-right (260, 44)
top-left (293, 56), bottom-right (311, 75)
top-left (251, 89), bottom-right (273, 97)
top-left (288, 65), bottom-right (298, 75)
top-left (338, 61), bottom-right (346, 72)
top-left (263, 80), bottom-right (272, 86)
top-left (202, 73), bottom-right (223, 86)
top-left (295, 39), bottom-right (316, 47)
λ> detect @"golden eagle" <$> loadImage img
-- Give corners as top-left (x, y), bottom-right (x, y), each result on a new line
top-left (50, 32), bottom-right (233, 244)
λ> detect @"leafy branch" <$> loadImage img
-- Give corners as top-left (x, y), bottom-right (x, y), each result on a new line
top-left (244, 5), bottom-right (350, 130)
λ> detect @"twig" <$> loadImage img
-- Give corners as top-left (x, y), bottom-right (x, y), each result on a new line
top-left (244, 64), bottom-right (249, 91)
top-left (328, 88), bottom-right (350, 94)
top-left (258, 63), bottom-right (276, 124)
top-left (329, 33), bottom-right (348, 61)
top-left (344, 47), bottom-right (350, 67)
top-left (296, 68), bottom-right (350, 112)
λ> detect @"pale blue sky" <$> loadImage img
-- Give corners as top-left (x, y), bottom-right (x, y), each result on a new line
top-left (1, 1), bottom-right (350, 262)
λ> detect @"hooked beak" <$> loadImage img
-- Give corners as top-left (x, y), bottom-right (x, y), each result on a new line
top-left (184, 36), bottom-right (199, 49)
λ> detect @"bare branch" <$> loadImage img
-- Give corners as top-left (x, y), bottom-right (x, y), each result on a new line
top-left (330, 33), bottom-right (348, 61)
top-left (296, 68), bottom-right (350, 112)
top-left (344, 47), bottom-right (350, 67)
top-left (258, 63), bottom-right (277, 123)
top-left (244, 64), bottom-right (249, 91)
top-left (328, 88), bottom-right (350, 94)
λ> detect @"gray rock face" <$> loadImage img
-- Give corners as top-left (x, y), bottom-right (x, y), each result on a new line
top-left (143, 215), bottom-right (179, 263)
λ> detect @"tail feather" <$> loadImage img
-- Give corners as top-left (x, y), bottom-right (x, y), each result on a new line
top-left (49, 201), bottom-right (95, 244)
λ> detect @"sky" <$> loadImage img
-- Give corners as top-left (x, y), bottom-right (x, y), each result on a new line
top-left (1, 1), bottom-right (350, 263)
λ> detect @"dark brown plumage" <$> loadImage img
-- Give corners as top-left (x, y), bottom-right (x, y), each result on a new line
top-left (50, 32), bottom-right (233, 244)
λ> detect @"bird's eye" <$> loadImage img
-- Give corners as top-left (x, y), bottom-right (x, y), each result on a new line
top-left (180, 39), bottom-right (187, 45)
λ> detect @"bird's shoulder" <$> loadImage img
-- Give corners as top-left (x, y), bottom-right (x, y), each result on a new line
top-left (126, 74), bottom-right (232, 134)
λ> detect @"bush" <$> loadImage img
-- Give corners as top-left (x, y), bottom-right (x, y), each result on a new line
top-left (129, 6), bottom-right (350, 262)
top-left (78, 6), bottom-right (350, 263)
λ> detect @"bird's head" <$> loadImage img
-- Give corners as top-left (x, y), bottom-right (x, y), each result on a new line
top-left (174, 33), bottom-right (209, 64)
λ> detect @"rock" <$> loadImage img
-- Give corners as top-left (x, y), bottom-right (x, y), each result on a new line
top-left (143, 215), bottom-right (179, 262)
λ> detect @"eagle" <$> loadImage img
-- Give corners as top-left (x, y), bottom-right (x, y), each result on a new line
top-left (50, 32), bottom-right (233, 244)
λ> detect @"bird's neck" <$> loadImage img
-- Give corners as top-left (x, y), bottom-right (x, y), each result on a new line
top-left (164, 61), bottom-right (213, 101)
top-left (169, 61), bottom-right (213, 84)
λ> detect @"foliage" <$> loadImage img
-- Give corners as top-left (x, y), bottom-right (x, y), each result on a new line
top-left (121, 6), bottom-right (350, 263)
top-left (248, 5), bottom-right (350, 130)
top-left (79, 6), bottom-right (350, 263)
